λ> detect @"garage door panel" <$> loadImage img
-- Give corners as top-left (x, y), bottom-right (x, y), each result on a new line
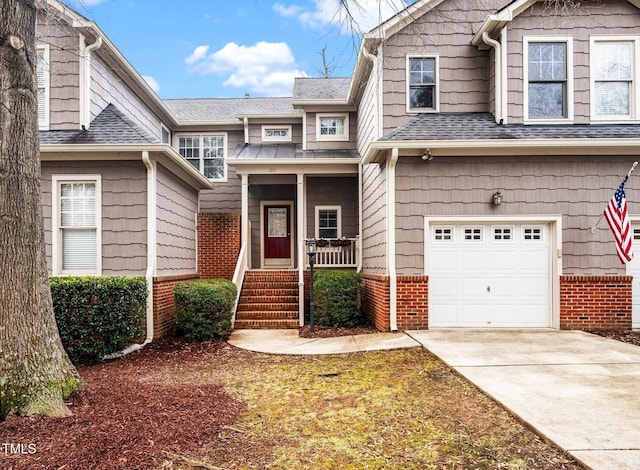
top-left (429, 221), bottom-right (551, 328)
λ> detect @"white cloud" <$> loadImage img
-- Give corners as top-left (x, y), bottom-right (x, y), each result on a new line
top-left (185, 41), bottom-right (307, 96)
top-left (273, 0), bottom-right (409, 34)
top-left (142, 75), bottom-right (160, 93)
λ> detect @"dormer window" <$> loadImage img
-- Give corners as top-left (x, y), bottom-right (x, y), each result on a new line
top-left (407, 55), bottom-right (439, 113)
top-left (316, 114), bottom-right (349, 141)
top-left (525, 38), bottom-right (573, 122)
top-left (262, 125), bottom-right (292, 142)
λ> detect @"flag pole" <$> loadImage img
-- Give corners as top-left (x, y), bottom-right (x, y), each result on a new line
top-left (590, 161), bottom-right (638, 234)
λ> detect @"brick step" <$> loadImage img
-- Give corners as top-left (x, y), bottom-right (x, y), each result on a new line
top-left (242, 283), bottom-right (300, 292)
top-left (236, 310), bottom-right (299, 320)
top-left (239, 295), bottom-right (298, 304)
top-left (244, 272), bottom-right (298, 280)
top-left (234, 319), bottom-right (299, 329)
top-left (237, 302), bottom-right (298, 312)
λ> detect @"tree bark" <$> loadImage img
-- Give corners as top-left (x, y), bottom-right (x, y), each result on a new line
top-left (0, 0), bottom-right (81, 420)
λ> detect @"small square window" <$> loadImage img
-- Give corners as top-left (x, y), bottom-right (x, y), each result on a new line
top-left (316, 114), bottom-right (349, 141)
top-left (493, 226), bottom-right (513, 241)
top-left (523, 226), bottom-right (544, 242)
top-left (463, 227), bottom-right (483, 242)
top-left (433, 227), bottom-right (453, 242)
top-left (316, 206), bottom-right (341, 239)
top-left (634, 228), bottom-right (640, 240)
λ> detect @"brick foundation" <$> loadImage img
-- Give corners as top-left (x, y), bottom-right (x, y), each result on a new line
top-left (560, 275), bottom-right (632, 330)
top-left (152, 273), bottom-right (200, 337)
top-left (361, 273), bottom-right (390, 331)
top-left (197, 212), bottom-right (241, 280)
top-left (397, 275), bottom-right (429, 330)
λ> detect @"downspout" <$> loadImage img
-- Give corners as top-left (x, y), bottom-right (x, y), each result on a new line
top-left (103, 151), bottom-right (155, 360)
top-left (481, 32), bottom-right (503, 125)
top-left (79, 34), bottom-right (102, 130)
top-left (388, 148), bottom-right (399, 332)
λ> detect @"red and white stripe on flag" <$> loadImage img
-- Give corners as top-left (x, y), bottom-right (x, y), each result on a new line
top-left (603, 178), bottom-right (633, 264)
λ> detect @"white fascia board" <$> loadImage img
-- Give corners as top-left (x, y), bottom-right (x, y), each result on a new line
top-left (231, 161), bottom-right (359, 175)
top-left (235, 113), bottom-right (303, 120)
top-left (175, 120), bottom-right (244, 128)
top-left (291, 100), bottom-right (351, 108)
top-left (40, 144), bottom-right (214, 189)
top-left (363, 139), bottom-right (640, 163)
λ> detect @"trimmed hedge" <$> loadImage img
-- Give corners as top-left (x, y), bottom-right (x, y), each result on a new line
top-left (313, 270), bottom-right (363, 328)
top-left (50, 276), bottom-right (147, 364)
top-left (174, 278), bottom-right (237, 341)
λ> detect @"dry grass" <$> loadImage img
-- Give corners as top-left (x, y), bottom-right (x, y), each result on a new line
top-left (152, 345), bottom-right (581, 469)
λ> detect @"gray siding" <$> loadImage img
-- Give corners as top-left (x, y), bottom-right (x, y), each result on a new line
top-left (305, 112), bottom-right (358, 150)
top-left (41, 161), bottom-right (147, 276)
top-left (90, 54), bottom-right (162, 139)
top-left (506, 0), bottom-right (640, 124)
top-left (357, 55), bottom-right (380, 156)
top-left (306, 177), bottom-right (359, 238)
top-left (199, 130), bottom-right (245, 212)
top-left (36, 11), bottom-right (80, 130)
top-left (156, 165), bottom-right (199, 276)
top-left (361, 162), bottom-right (387, 273)
top-left (394, 156), bottom-right (633, 276)
top-left (381, 0), bottom-right (505, 134)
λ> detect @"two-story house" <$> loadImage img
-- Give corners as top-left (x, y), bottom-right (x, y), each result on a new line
top-left (36, 0), bottom-right (640, 340)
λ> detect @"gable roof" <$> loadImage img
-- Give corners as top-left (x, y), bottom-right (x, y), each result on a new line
top-left (293, 78), bottom-right (352, 104)
top-left (164, 97), bottom-right (301, 124)
top-left (39, 104), bottom-right (159, 145)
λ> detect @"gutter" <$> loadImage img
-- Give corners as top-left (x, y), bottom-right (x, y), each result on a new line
top-left (102, 151), bottom-right (156, 359)
top-left (387, 149), bottom-right (399, 332)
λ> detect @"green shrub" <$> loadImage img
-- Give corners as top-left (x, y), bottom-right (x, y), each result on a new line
top-left (50, 276), bottom-right (147, 364)
top-left (174, 279), bottom-right (237, 341)
top-left (313, 270), bottom-right (362, 328)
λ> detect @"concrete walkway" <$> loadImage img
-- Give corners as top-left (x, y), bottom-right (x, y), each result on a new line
top-left (228, 328), bottom-right (640, 470)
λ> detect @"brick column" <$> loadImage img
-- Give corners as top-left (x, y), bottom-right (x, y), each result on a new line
top-left (560, 275), bottom-right (632, 330)
top-left (361, 273), bottom-right (390, 331)
top-left (152, 273), bottom-right (200, 337)
top-left (197, 212), bottom-right (241, 280)
top-left (397, 275), bottom-right (429, 330)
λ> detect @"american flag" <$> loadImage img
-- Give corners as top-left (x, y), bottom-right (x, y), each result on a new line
top-left (603, 174), bottom-right (633, 264)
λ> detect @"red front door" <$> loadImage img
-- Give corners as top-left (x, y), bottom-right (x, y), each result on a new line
top-left (264, 205), bottom-right (291, 264)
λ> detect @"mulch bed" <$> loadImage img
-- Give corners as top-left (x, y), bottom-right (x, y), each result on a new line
top-left (0, 339), bottom-right (242, 470)
top-left (586, 329), bottom-right (640, 346)
top-left (298, 323), bottom-right (379, 338)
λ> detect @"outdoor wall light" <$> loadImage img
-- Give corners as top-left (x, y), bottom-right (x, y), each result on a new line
top-left (421, 149), bottom-right (433, 161)
top-left (492, 191), bottom-right (503, 206)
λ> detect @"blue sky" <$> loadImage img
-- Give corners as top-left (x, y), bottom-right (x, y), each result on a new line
top-left (62, 0), bottom-right (412, 99)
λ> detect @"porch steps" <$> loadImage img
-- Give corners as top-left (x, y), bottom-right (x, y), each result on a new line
top-left (234, 270), bottom-right (300, 329)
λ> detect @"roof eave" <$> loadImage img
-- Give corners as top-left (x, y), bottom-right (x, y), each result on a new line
top-left (364, 138), bottom-right (640, 164)
top-left (235, 113), bottom-right (303, 119)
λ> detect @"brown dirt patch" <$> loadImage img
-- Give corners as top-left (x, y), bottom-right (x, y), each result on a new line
top-left (299, 323), bottom-right (379, 338)
top-left (587, 329), bottom-right (640, 346)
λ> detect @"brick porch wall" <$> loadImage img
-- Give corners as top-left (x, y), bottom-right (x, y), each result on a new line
top-left (397, 275), bottom-right (429, 330)
top-left (560, 275), bottom-right (632, 330)
top-left (198, 212), bottom-right (241, 280)
top-left (152, 273), bottom-right (200, 337)
top-left (361, 273), bottom-right (390, 331)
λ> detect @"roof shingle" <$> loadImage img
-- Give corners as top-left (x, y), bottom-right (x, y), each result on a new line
top-left (293, 77), bottom-right (351, 101)
top-left (163, 97), bottom-right (300, 122)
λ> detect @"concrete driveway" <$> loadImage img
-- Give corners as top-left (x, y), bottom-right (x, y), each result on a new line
top-left (407, 329), bottom-right (640, 470)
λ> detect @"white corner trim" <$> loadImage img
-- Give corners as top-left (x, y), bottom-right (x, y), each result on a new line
top-left (142, 151), bottom-right (156, 343)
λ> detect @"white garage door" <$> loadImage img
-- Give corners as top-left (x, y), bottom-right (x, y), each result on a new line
top-left (428, 223), bottom-right (551, 328)
top-left (626, 225), bottom-right (640, 328)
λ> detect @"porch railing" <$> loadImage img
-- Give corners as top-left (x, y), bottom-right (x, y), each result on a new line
top-left (312, 238), bottom-right (358, 268)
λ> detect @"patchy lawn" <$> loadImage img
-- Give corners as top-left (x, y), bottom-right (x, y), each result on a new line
top-left (1, 339), bottom-right (582, 469)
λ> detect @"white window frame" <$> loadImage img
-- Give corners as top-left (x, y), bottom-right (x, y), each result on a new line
top-left (51, 175), bottom-right (102, 276)
top-left (523, 37), bottom-right (574, 124)
top-left (37, 44), bottom-right (50, 130)
top-left (316, 114), bottom-right (349, 142)
top-left (590, 36), bottom-right (640, 122)
top-left (406, 54), bottom-right (440, 114)
top-left (315, 205), bottom-right (342, 239)
top-left (175, 133), bottom-right (228, 182)
top-left (262, 125), bottom-right (292, 142)
top-left (160, 124), bottom-right (171, 144)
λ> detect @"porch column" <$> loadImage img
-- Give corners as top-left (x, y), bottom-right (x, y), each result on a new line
top-left (241, 173), bottom-right (249, 263)
top-left (297, 172), bottom-right (305, 326)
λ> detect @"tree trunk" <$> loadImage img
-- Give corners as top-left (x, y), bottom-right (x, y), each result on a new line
top-left (0, 0), bottom-right (81, 420)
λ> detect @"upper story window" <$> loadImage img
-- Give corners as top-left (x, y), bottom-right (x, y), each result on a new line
top-left (161, 125), bottom-right (171, 144)
top-left (591, 37), bottom-right (638, 120)
top-left (316, 206), bottom-right (341, 239)
top-left (177, 134), bottom-right (227, 181)
top-left (36, 44), bottom-right (50, 129)
top-left (407, 55), bottom-right (438, 113)
top-left (262, 125), bottom-right (292, 142)
top-left (525, 38), bottom-right (573, 121)
top-left (52, 175), bottom-right (102, 275)
top-left (316, 114), bottom-right (349, 141)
